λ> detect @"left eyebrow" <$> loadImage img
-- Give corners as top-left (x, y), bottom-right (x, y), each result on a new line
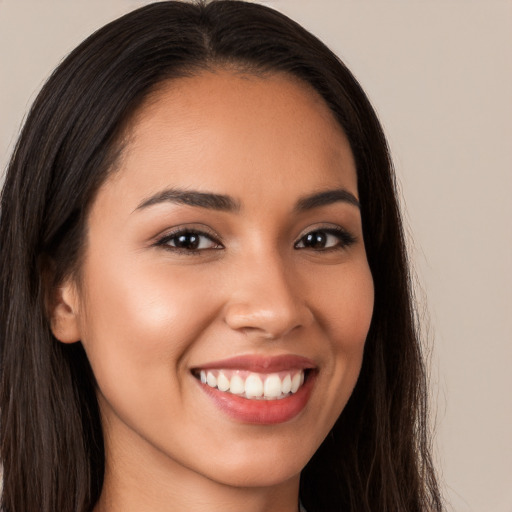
top-left (294, 189), bottom-right (360, 212)
top-left (134, 188), bottom-right (241, 213)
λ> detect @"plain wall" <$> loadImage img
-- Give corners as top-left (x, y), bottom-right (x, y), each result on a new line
top-left (1, 1), bottom-right (511, 511)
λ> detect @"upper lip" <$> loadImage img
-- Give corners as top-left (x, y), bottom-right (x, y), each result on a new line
top-left (191, 354), bottom-right (317, 373)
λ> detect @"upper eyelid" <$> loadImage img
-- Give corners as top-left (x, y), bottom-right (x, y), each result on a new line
top-left (154, 229), bottom-right (224, 253)
top-left (153, 223), bottom-right (355, 247)
top-left (295, 223), bottom-right (355, 240)
top-left (156, 225), bottom-right (222, 242)
top-left (294, 225), bottom-right (357, 248)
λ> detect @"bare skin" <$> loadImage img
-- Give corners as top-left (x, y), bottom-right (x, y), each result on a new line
top-left (51, 70), bottom-right (374, 512)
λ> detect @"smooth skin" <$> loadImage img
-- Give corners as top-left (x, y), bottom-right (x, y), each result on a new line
top-left (51, 70), bottom-right (374, 512)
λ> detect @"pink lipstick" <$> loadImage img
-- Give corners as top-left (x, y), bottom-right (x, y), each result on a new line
top-left (192, 354), bottom-right (317, 424)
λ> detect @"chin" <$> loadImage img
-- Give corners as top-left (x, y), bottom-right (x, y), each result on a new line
top-left (195, 438), bottom-right (315, 489)
top-left (208, 460), bottom-right (304, 489)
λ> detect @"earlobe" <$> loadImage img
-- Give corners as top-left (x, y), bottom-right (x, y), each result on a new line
top-left (50, 281), bottom-right (82, 344)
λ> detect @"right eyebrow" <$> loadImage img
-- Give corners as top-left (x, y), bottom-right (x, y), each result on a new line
top-left (294, 188), bottom-right (360, 212)
top-left (133, 188), bottom-right (241, 213)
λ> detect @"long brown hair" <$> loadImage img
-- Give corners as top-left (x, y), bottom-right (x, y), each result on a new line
top-left (0, 2), bottom-right (443, 510)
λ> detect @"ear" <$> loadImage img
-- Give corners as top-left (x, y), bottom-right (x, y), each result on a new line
top-left (50, 279), bottom-right (82, 344)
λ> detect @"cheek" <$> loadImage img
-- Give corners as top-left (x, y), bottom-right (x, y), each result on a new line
top-left (316, 260), bottom-right (374, 355)
top-left (309, 253), bottom-right (374, 446)
top-left (77, 256), bottom-right (218, 398)
top-left (319, 260), bottom-right (373, 408)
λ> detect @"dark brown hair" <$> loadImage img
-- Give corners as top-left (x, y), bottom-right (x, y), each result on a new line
top-left (0, 1), bottom-right (443, 511)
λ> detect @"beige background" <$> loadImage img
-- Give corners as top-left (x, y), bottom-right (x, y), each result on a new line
top-left (1, 1), bottom-right (511, 511)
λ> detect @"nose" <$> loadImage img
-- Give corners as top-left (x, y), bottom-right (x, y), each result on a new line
top-left (223, 250), bottom-right (313, 340)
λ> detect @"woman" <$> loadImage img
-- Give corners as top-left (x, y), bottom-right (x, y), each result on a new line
top-left (0, 1), bottom-right (443, 511)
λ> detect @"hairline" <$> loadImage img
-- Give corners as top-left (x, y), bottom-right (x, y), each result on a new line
top-left (70, 61), bottom-right (354, 288)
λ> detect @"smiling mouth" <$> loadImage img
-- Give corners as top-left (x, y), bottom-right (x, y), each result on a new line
top-left (191, 354), bottom-right (317, 423)
top-left (193, 369), bottom-right (308, 400)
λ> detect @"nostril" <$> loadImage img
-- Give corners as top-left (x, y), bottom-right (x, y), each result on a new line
top-left (224, 307), bottom-right (305, 340)
top-left (221, 266), bottom-right (313, 338)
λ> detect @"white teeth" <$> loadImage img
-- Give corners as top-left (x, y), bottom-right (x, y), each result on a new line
top-left (206, 371), bottom-right (217, 388)
top-left (263, 374), bottom-right (282, 398)
top-left (217, 371), bottom-right (230, 392)
top-left (281, 374), bottom-right (292, 394)
top-left (197, 369), bottom-right (307, 400)
top-left (245, 374), bottom-right (264, 398)
top-left (290, 373), bottom-right (301, 393)
top-left (229, 374), bottom-right (245, 394)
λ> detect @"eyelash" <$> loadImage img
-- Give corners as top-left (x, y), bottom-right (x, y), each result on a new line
top-left (155, 228), bottom-right (223, 254)
top-left (155, 226), bottom-right (356, 255)
top-left (294, 227), bottom-right (357, 251)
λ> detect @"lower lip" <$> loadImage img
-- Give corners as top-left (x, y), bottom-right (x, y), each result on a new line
top-left (197, 372), bottom-right (316, 425)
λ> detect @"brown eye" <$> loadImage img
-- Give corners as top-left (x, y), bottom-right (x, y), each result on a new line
top-left (158, 230), bottom-right (222, 252)
top-left (302, 231), bottom-right (329, 249)
top-left (295, 228), bottom-right (356, 251)
top-left (173, 232), bottom-right (202, 250)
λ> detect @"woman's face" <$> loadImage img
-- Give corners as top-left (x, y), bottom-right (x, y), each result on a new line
top-left (59, 71), bottom-right (374, 491)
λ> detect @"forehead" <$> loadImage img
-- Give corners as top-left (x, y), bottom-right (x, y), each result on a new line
top-left (101, 69), bottom-right (357, 210)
